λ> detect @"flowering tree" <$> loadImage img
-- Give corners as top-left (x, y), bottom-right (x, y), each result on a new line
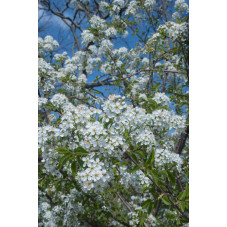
top-left (38, 0), bottom-right (189, 226)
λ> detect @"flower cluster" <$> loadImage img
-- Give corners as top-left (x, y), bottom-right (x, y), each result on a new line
top-left (38, 126), bottom-right (61, 151)
top-left (152, 92), bottom-right (170, 106)
top-left (51, 93), bottom-right (69, 108)
top-left (105, 27), bottom-right (117, 37)
top-left (38, 97), bottom-right (48, 109)
top-left (125, 1), bottom-right (138, 15)
top-left (144, 0), bottom-right (156, 8)
top-left (89, 15), bottom-right (107, 30)
top-left (77, 157), bottom-right (111, 192)
top-left (150, 109), bottom-right (186, 133)
top-left (155, 148), bottom-right (183, 172)
top-left (38, 35), bottom-right (59, 55)
top-left (99, 39), bottom-right (114, 55)
top-left (53, 51), bottom-right (68, 63)
top-left (128, 211), bottom-right (140, 226)
top-left (99, 1), bottom-right (109, 13)
top-left (81, 30), bottom-right (95, 46)
top-left (136, 129), bottom-right (155, 146)
top-left (117, 167), bottom-right (152, 197)
top-left (175, 0), bottom-right (189, 13)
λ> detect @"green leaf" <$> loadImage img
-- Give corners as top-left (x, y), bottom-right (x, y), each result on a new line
top-left (180, 201), bottom-right (185, 212)
top-left (71, 161), bottom-right (77, 177)
top-left (74, 147), bottom-right (89, 156)
top-left (150, 168), bottom-right (160, 184)
top-left (139, 218), bottom-right (145, 226)
top-left (146, 149), bottom-right (155, 167)
top-left (58, 154), bottom-right (72, 169)
top-left (150, 149), bottom-right (155, 164)
top-left (178, 191), bottom-right (186, 201)
top-left (166, 171), bottom-right (176, 186)
top-left (185, 183), bottom-right (189, 197)
top-left (55, 147), bottom-right (71, 154)
top-left (161, 196), bottom-right (171, 205)
top-left (148, 202), bottom-right (153, 214)
top-left (113, 159), bottom-right (120, 165)
top-left (136, 150), bottom-right (146, 159)
top-left (131, 153), bottom-right (139, 164)
top-left (131, 165), bottom-right (140, 174)
top-left (166, 211), bottom-right (177, 219)
top-left (121, 161), bottom-right (128, 166)
top-left (77, 157), bottom-right (84, 168)
top-left (73, 180), bottom-right (82, 192)
top-left (113, 167), bottom-right (117, 175)
top-left (142, 199), bottom-right (151, 209)
top-left (147, 99), bottom-right (158, 110)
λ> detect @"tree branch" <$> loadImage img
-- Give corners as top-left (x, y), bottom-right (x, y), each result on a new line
top-left (174, 125), bottom-right (189, 154)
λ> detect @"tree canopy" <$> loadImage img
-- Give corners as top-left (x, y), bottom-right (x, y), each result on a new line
top-left (38, 0), bottom-right (189, 226)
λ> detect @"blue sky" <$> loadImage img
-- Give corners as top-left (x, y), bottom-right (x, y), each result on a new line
top-left (38, 0), bottom-right (189, 107)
